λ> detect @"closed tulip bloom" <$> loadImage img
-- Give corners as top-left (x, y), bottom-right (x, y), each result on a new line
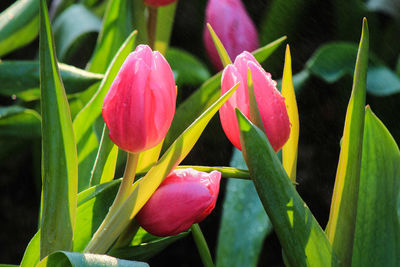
top-left (144, 0), bottom-right (176, 7)
top-left (102, 45), bottom-right (176, 153)
top-left (203, 0), bottom-right (259, 70)
top-left (220, 51), bottom-right (290, 152)
top-left (136, 168), bottom-right (221, 236)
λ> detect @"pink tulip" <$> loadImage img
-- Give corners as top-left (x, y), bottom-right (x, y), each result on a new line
top-left (136, 168), bottom-right (221, 236)
top-left (102, 45), bottom-right (176, 153)
top-left (219, 51), bottom-right (290, 152)
top-left (203, 0), bottom-right (259, 70)
top-left (144, 0), bottom-right (176, 7)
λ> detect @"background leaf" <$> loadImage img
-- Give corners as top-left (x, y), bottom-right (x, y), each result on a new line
top-left (53, 4), bottom-right (101, 62)
top-left (351, 107), bottom-right (400, 266)
top-left (216, 148), bottom-right (272, 267)
top-left (236, 110), bottom-right (339, 266)
top-left (325, 19), bottom-right (368, 265)
top-left (0, 106), bottom-right (41, 138)
top-left (166, 47), bottom-right (211, 86)
top-left (0, 0), bottom-right (39, 57)
top-left (154, 2), bottom-right (177, 55)
top-left (39, 0), bottom-right (78, 258)
top-left (0, 61), bottom-right (103, 101)
top-left (37, 251), bottom-right (148, 267)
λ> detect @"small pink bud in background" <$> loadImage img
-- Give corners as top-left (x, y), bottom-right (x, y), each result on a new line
top-left (144, 0), bottom-right (176, 7)
top-left (102, 45), bottom-right (177, 153)
top-left (203, 0), bottom-right (259, 70)
top-left (136, 168), bottom-right (221, 236)
top-left (219, 51), bottom-right (291, 152)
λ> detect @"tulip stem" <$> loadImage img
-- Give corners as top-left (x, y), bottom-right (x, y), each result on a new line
top-left (148, 6), bottom-right (158, 49)
top-left (191, 224), bottom-right (215, 267)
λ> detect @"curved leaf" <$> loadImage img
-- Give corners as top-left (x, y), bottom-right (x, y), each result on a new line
top-left (0, 0), bottom-right (39, 57)
top-left (37, 251), bottom-right (148, 267)
top-left (0, 61), bottom-right (103, 101)
top-left (0, 106), bottom-right (41, 138)
top-left (53, 4), bottom-right (101, 61)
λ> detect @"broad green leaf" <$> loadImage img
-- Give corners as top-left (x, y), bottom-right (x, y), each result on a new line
top-left (352, 107), bottom-right (400, 266)
top-left (0, 61), bottom-right (103, 101)
top-left (89, 125), bottom-right (119, 186)
top-left (206, 23), bottom-right (232, 66)
top-left (39, 0), bottom-right (78, 258)
top-left (136, 142), bottom-right (163, 173)
top-left (236, 110), bottom-right (339, 266)
top-left (0, 0), bottom-right (39, 57)
top-left (53, 4), bottom-right (101, 61)
top-left (166, 47), bottom-right (211, 86)
top-left (306, 42), bottom-right (400, 96)
top-left (20, 231), bottom-right (40, 267)
top-left (325, 19), bottom-right (368, 265)
top-left (84, 84), bottom-right (239, 253)
top-left (109, 228), bottom-right (189, 261)
top-left (37, 251), bottom-right (148, 267)
top-left (86, 0), bottom-right (133, 73)
top-left (216, 148), bottom-right (272, 267)
top-left (154, 2), bottom-right (177, 55)
top-left (281, 45), bottom-right (299, 182)
top-left (73, 30), bottom-right (137, 192)
top-left (164, 36), bottom-right (286, 149)
top-left (0, 106), bottom-right (41, 138)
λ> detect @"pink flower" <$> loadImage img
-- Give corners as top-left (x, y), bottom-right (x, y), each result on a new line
top-left (136, 168), bottom-right (221, 236)
top-left (203, 0), bottom-right (259, 70)
top-left (144, 0), bottom-right (176, 7)
top-left (102, 45), bottom-right (176, 153)
top-left (219, 51), bottom-right (290, 152)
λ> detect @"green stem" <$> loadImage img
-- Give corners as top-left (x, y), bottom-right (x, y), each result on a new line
top-left (84, 152), bottom-right (139, 253)
top-left (191, 224), bottom-right (214, 267)
top-left (147, 6), bottom-right (157, 49)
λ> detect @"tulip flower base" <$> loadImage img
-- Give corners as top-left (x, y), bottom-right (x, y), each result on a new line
top-left (1, 0), bottom-right (399, 266)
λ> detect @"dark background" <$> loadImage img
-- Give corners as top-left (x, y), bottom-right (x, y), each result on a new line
top-left (0, 0), bottom-right (399, 266)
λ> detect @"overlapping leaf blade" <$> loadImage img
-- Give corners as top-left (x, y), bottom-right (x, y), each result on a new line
top-left (236, 110), bottom-right (339, 266)
top-left (39, 0), bottom-right (78, 258)
top-left (352, 107), bottom-right (400, 266)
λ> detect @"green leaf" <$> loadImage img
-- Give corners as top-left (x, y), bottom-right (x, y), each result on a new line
top-left (37, 251), bottom-right (148, 267)
top-left (73, 30), bottom-right (137, 192)
top-left (306, 42), bottom-right (400, 96)
top-left (39, 0), bottom-right (78, 258)
top-left (89, 125), bottom-right (119, 186)
top-left (109, 228), bottom-right (189, 261)
top-left (154, 2), bottom-right (177, 55)
top-left (0, 106), bottom-right (41, 138)
top-left (86, 0), bottom-right (133, 73)
top-left (0, 61), bottom-right (103, 101)
top-left (236, 110), bottom-right (340, 266)
top-left (206, 23), bottom-right (232, 67)
top-left (352, 107), bottom-right (400, 266)
top-left (172, 165), bottom-right (250, 180)
top-left (53, 4), bottom-right (102, 61)
top-left (325, 19), bottom-right (368, 266)
top-left (216, 148), bottom-right (272, 267)
top-left (84, 83), bottom-right (239, 253)
top-left (0, 0), bottom-right (39, 57)
top-left (164, 36), bottom-right (286, 149)
top-left (166, 47), bottom-right (211, 86)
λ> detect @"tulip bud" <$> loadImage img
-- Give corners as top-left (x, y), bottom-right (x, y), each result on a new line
top-left (144, 0), bottom-right (176, 7)
top-left (219, 51), bottom-right (291, 152)
top-left (102, 45), bottom-right (177, 153)
top-left (203, 0), bottom-right (259, 70)
top-left (136, 168), bottom-right (221, 236)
